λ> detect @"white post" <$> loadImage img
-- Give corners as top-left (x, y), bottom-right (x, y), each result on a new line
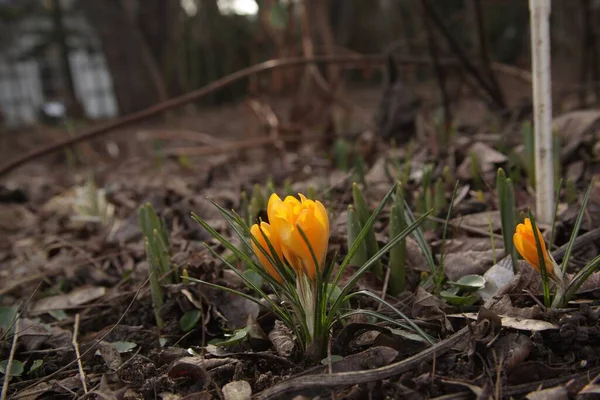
top-left (529, 0), bottom-right (554, 224)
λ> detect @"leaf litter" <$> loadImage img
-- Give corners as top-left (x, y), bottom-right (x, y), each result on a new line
top-left (1, 92), bottom-right (600, 400)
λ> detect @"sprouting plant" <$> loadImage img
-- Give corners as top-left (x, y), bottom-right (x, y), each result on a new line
top-left (497, 168), bottom-right (518, 270)
top-left (388, 183), bottom-right (407, 294)
top-left (72, 174), bottom-right (114, 225)
top-left (283, 178), bottom-right (294, 197)
top-left (332, 138), bottom-right (351, 172)
top-left (190, 183), bottom-right (434, 358)
top-left (152, 139), bottom-right (165, 169)
top-left (353, 155), bottom-right (367, 187)
top-left (250, 183), bottom-right (266, 220)
top-left (434, 182), bottom-right (459, 292)
top-left (523, 120), bottom-right (535, 188)
top-left (565, 179), bottom-right (577, 204)
top-left (346, 205), bottom-right (368, 267)
top-left (414, 164), bottom-right (447, 231)
top-left (514, 179), bottom-right (598, 308)
top-left (469, 151), bottom-right (483, 190)
top-left (139, 203), bottom-right (174, 328)
top-left (352, 183), bottom-right (382, 277)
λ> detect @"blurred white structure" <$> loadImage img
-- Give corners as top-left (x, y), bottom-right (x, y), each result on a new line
top-left (529, 0), bottom-right (554, 223)
top-left (0, 8), bottom-right (118, 127)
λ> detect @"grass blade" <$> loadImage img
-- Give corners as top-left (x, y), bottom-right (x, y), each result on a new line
top-left (560, 179), bottom-right (594, 274)
top-left (333, 182), bottom-right (399, 287)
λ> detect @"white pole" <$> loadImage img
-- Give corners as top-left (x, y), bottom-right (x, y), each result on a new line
top-left (529, 0), bottom-right (554, 224)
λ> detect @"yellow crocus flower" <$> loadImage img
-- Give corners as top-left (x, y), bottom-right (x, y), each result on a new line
top-left (267, 193), bottom-right (329, 281)
top-left (513, 218), bottom-right (553, 275)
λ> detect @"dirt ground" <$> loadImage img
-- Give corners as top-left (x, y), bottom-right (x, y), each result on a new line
top-left (2, 76), bottom-right (600, 400)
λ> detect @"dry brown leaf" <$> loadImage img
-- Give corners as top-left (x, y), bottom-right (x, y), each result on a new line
top-left (19, 317), bottom-right (72, 351)
top-left (411, 287), bottom-right (453, 332)
top-left (489, 295), bottom-right (544, 320)
top-left (443, 250), bottom-right (498, 281)
top-left (269, 320), bottom-right (296, 357)
top-left (457, 142), bottom-right (507, 180)
top-left (566, 160), bottom-right (585, 182)
top-left (96, 340), bottom-right (123, 371)
top-left (451, 210), bottom-right (502, 232)
top-left (526, 386), bottom-right (568, 400)
top-left (203, 286), bottom-right (259, 330)
top-left (438, 238), bottom-right (503, 253)
top-left (492, 333), bottom-right (533, 371)
top-left (32, 286), bottom-right (107, 314)
top-left (0, 204), bottom-right (37, 232)
top-left (222, 381), bottom-right (252, 400)
top-left (553, 109), bottom-right (600, 160)
top-left (169, 357), bottom-right (237, 382)
top-left (586, 179), bottom-right (600, 229)
top-left (570, 271), bottom-right (600, 293)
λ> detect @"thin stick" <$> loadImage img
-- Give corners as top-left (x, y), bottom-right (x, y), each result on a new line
top-left (421, 0), bottom-right (505, 109)
top-left (422, 0), bottom-right (452, 150)
top-left (12, 277), bottom-right (149, 398)
top-left (72, 314), bottom-right (88, 394)
top-left (377, 267), bottom-right (391, 312)
top-left (0, 319), bottom-right (19, 400)
top-left (529, 0), bottom-right (554, 223)
top-left (473, 0), bottom-right (504, 106)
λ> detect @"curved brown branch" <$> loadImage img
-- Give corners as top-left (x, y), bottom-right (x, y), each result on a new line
top-left (255, 326), bottom-right (469, 399)
top-left (0, 55), bottom-right (386, 179)
top-left (0, 54), bottom-right (531, 179)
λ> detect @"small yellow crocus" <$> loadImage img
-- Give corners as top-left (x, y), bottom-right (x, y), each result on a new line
top-left (513, 218), bottom-right (553, 275)
top-left (267, 193), bottom-right (329, 281)
top-left (250, 221), bottom-right (283, 283)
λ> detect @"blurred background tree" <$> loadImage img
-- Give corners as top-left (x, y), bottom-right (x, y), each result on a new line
top-left (0, 0), bottom-right (597, 125)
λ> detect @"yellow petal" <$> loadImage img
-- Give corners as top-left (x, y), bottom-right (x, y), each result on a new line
top-left (250, 222), bottom-right (283, 282)
top-left (314, 200), bottom-right (329, 235)
top-left (513, 222), bottom-right (553, 275)
top-left (264, 192), bottom-right (330, 282)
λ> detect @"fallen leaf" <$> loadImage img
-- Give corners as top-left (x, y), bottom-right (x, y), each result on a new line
top-left (437, 238), bottom-right (503, 253)
top-left (0, 204), bottom-right (36, 232)
top-left (269, 320), bottom-right (295, 357)
top-left (95, 340), bottom-right (123, 371)
top-left (444, 250), bottom-right (498, 281)
top-left (33, 286), bottom-right (107, 314)
top-left (457, 142), bottom-right (507, 180)
top-left (447, 312), bottom-right (557, 331)
top-left (553, 109), bottom-right (600, 160)
top-left (479, 256), bottom-right (515, 302)
top-left (507, 362), bottom-right (564, 385)
top-left (491, 333), bottom-right (533, 371)
top-left (222, 380), bottom-right (252, 400)
top-left (203, 286), bottom-right (259, 330)
top-left (411, 287), bottom-right (453, 332)
top-left (566, 160), bottom-right (585, 182)
top-left (181, 392), bottom-right (212, 400)
top-left (451, 210), bottom-right (502, 232)
top-left (159, 392), bottom-right (182, 400)
top-left (526, 386), bottom-right (568, 400)
top-left (585, 180), bottom-right (600, 229)
top-left (169, 357), bottom-right (237, 383)
top-left (19, 318), bottom-right (72, 351)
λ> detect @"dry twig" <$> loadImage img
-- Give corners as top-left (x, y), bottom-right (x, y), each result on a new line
top-left (0, 319), bottom-right (20, 400)
top-left (12, 277), bottom-right (150, 399)
top-left (72, 314), bottom-right (88, 394)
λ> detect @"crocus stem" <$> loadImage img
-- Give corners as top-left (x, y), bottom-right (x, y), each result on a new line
top-left (297, 275), bottom-right (315, 342)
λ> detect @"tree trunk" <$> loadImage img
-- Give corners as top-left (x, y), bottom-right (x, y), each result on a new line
top-left (81, 0), bottom-right (162, 114)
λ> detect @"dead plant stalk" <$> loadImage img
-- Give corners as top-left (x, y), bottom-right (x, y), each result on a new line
top-left (529, 0), bottom-right (554, 223)
top-left (0, 319), bottom-right (19, 400)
